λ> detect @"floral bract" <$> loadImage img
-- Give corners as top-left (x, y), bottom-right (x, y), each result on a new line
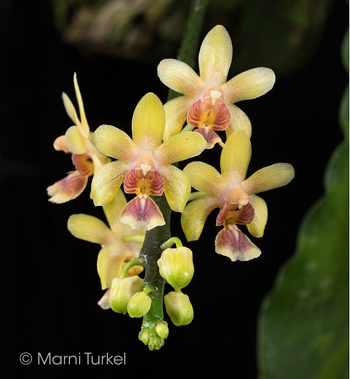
top-left (181, 129), bottom-right (295, 261)
top-left (157, 25), bottom-right (276, 148)
top-left (47, 73), bottom-right (110, 203)
top-left (67, 189), bottom-right (145, 309)
top-left (91, 92), bottom-right (207, 231)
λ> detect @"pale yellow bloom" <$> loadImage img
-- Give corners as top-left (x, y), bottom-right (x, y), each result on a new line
top-left (67, 189), bottom-right (145, 308)
top-left (91, 92), bottom-right (206, 230)
top-left (181, 129), bottom-right (295, 261)
top-left (158, 25), bottom-right (275, 148)
top-left (47, 73), bottom-right (110, 203)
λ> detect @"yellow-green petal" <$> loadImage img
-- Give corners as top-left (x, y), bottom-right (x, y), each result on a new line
top-left (225, 104), bottom-right (252, 140)
top-left (62, 92), bottom-right (80, 128)
top-left (181, 196), bottom-right (220, 241)
top-left (159, 164), bottom-right (191, 213)
top-left (222, 67), bottom-right (276, 104)
top-left (241, 163), bottom-right (295, 195)
top-left (184, 161), bottom-right (226, 198)
top-left (199, 25), bottom-right (233, 87)
top-left (163, 96), bottom-right (193, 141)
top-left (247, 194), bottom-right (268, 238)
top-left (157, 59), bottom-right (204, 100)
top-left (103, 188), bottom-right (130, 233)
top-left (91, 161), bottom-right (129, 206)
top-left (97, 244), bottom-right (132, 289)
top-left (53, 135), bottom-right (69, 152)
top-left (67, 214), bottom-right (115, 245)
top-left (65, 125), bottom-right (87, 154)
top-left (73, 72), bottom-right (90, 137)
top-left (154, 131), bottom-right (206, 166)
top-left (93, 124), bottom-right (138, 163)
top-left (132, 93), bottom-right (165, 151)
top-left (220, 129), bottom-right (251, 183)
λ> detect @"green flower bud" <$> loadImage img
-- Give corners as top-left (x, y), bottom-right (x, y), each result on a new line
top-left (109, 276), bottom-right (144, 314)
top-left (155, 320), bottom-right (169, 339)
top-left (138, 330), bottom-right (150, 345)
top-left (127, 291), bottom-right (152, 318)
top-left (157, 247), bottom-right (194, 289)
top-left (164, 291), bottom-right (194, 326)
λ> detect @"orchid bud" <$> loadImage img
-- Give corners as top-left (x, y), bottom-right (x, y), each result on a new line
top-left (109, 276), bottom-right (144, 315)
top-left (157, 247), bottom-right (194, 289)
top-left (164, 291), bottom-right (194, 326)
top-left (127, 291), bottom-right (152, 318)
top-left (155, 320), bottom-right (169, 339)
top-left (138, 330), bottom-right (150, 345)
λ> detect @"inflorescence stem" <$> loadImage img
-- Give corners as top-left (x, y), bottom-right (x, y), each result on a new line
top-left (137, 0), bottom-right (210, 349)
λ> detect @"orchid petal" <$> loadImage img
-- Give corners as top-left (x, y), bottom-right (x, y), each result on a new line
top-left (194, 128), bottom-right (224, 149)
top-left (184, 161), bottom-right (226, 197)
top-left (119, 196), bottom-right (165, 230)
top-left (220, 129), bottom-right (251, 183)
top-left (93, 124), bottom-right (138, 163)
top-left (97, 244), bottom-right (133, 289)
top-left (47, 171), bottom-right (88, 203)
top-left (53, 135), bottom-right (70, 153)
top-left (72, 154), bottom-right (94, 176)
top-left (98, 289), bottom-right (111, 310)
top-left (154, 131), bottom-right (206, 166)
top-left (103, 188), bottom-right (128, 232)
top-left (157, 59), bottom-right (204, 99)
top-left (181, 196), bottom-right (220, 241)
top-left (62, 92), bottom-right (80, 128)
top-left (241, 163), bottom-right (295, 195)
top-left (163, 96), bottom-right (193, 141)
top-left (247, 195), bottom-right (268, 238)
top-left (159, 164), bottom-right (191, 213)
top-left (91, 161), bottom-right (130, 206)
top-left (215, 224), bottom-right (261, 261)
top-left (67, 214), bottom-right (115, 245)
top-left (132, 93), bottom-right (165, 151)
top-left (222, 67), bottom-right (276, 104)
top-left (199, 25), bottom-right (233, 87)
top-left (73, 72), bottom-right (90, 137)
top-left (225, 104), bottom-right (252, 139)
top-left (90, 147), bottom-right (111, 172)
top-left (65, 125), bottom-right (87, 154)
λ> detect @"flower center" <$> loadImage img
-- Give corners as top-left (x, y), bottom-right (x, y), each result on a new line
top-left (227, 188), bottom-right (249, 210)
top-left (124, 155), bottom-right (164, 197)
top-left (187, 86), bottom-right (231, 131)
top-left (134, 156), bottom-right (156, 180)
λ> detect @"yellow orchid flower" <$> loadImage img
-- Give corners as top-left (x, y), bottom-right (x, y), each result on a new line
top-left (47, 73), bottom-right (110, 203)
top-left (67, 189), bottom-right (145, 309)
top-left (181, 129), bottom-right (295, 261)
top-left (91, 92), bottom-right (207, 231)
top-left (157, 25), bottom-right (276, 148)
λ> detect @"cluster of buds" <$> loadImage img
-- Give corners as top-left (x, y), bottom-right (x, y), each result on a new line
top-left (48, 24), bottom-right (294, 350)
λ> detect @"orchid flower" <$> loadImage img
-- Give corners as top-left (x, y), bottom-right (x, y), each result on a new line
top-left (157, 25), bottom-right (276, 148)
top-left (67, 189), bottom-right (145, 309)
top-left (91, 92), bottom-right (207, 231)
top-left (47, 73), bottom-right (110, 203)
top-left (181, 129), bottom-right (295, 261)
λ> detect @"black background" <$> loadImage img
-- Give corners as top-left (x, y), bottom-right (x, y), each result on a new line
top-left (1, 0), bottom-right (348, 377)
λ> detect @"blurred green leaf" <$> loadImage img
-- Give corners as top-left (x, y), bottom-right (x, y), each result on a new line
top-left (257, 51), bottom-right (349, 378)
